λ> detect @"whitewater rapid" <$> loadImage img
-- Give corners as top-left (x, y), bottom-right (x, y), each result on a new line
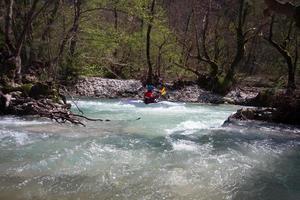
top-left (0, 99), bottom-right (299, 200)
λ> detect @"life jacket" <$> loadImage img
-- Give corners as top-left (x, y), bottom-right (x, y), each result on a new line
top-left (144, 91), bottom-right (153, 98)
top-left (144, 91), bottom-right (157, 104)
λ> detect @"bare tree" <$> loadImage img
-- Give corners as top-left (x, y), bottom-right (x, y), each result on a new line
top-left (146, 0), bottom-right (156, 84)
top-left (176, 0), bottom-right (252, 93)
top-left (3, 0), bottom-right (50, 83)
top-left (264, 16), bottom-right (298, 94)
top-left (264, 0), bottom-right (300, 27)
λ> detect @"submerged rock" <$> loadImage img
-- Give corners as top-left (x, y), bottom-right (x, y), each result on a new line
top-left (224, 106), bottom-right (300, 126)
top-left (224, 108), bottom-right (276, 124)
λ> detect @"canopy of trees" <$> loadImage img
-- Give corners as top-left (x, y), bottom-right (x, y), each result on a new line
top-left (0, 0), bottom-right (299, 94)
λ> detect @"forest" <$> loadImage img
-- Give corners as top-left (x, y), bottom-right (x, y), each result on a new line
top-left (1, 1), bottom-right (300, 199)
top-left (0, 0), bottom-right (299, 89)
top-left (0, 0), bottom-right (299, 123)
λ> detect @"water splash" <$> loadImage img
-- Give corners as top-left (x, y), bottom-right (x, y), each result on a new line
top-left (0, 99), bottom-right (299, 200)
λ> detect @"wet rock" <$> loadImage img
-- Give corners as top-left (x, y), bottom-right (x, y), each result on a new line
top-left (225, 107), bottom-right (276, 123)
top-left (167, 86), bottom-right (202, 102)
top-left (224, 106), bottom-right (300, 126)
top-left (224, 87), bottom-right (260, 105)
top-left (29, 82), bottom-right (52, 99)
top-left (197, 91), bottom-right (224, 104)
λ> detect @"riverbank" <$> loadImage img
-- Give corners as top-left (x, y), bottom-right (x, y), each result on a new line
top-left (1, 77), bottom-right (299, 126)
top-left (66, 77), bottom-right (262, 105)
top-left (66, 77), bottom-right (300, 126)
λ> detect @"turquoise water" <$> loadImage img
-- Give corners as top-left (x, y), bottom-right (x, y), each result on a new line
top-left (0, 99), bottom-right (299, 200)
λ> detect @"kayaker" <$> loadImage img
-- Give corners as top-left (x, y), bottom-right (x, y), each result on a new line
top-left (144, 84), bottom-right (158, 104)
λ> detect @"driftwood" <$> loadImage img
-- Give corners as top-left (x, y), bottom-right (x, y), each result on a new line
top-left (0, 88), bottom-right (109, 126)
top-left (59, 86), bottom-right (84, 114)
top-left (5, 96), bottom-right (86, 126)
top-left (0, 88), bottom-right (142, 126)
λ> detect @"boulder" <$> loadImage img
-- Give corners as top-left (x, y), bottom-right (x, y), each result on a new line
top-left (224, 87), bottom-right (260, 105)
top-left (29, 82), bottom-right (51, 99)
top-left (0, 91), bottom-right (13, 113)
top-left (69, 77), bottom-right (143, 98)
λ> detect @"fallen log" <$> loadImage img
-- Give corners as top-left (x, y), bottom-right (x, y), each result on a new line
top-left (0, 85), bottom-right (104, 126)
top-left (1, 82), bottom-right (142, 126)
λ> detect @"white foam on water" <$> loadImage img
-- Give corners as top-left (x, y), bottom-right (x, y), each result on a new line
top-left (69, 100), bottom-right (104, 107)
top-left (172, 140), bottom-right (198, 151)
top-left (137, 105), bottom-right (200, 115)
top-left (166, 120), bottom-right (212, 135)
top-left (0, 117), bottom-right (50, 126)
top-left (158, 101), bottom-right (185, 106)
top-left (125, 99), bottom-right (144, 104)
top-left (70, 100), bottom-right (136, 113)
top-left (1, 99), bottom-right (298, 200)
top-left (0, 129), bottom-right (36, 146)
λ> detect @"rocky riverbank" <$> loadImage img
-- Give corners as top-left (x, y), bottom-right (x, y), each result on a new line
top-left (224, 92), bottom-right (300, 126)
top-left (67, 77), bottom-right (259, 104)
top-left (67, 77), bottom-right (300, 126)
top-left (0, 82), bottom-right (100, 126)
top-left (1, 77), bottom-right (299, 126)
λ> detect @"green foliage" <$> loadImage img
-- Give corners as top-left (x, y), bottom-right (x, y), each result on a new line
top-left (212, 75), bottom-right (234, 95)
top-left (20, 84), bottom-right (34, 96)
top-left (0, 0), bottom-right (296, 91)
top-left (65, 0), bottom-right (183, 80)
top-left (58, 52), bottom-right (83, 81)
top-left (2, 83), bottom-right (33, 97)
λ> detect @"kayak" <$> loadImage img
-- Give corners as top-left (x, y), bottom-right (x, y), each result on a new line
top-left (144, 98), bottom-right (158, 104)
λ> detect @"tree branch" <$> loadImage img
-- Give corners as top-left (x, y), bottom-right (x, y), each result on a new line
top-left (4, 0), bottom-right (15, 53)
top-left (264, 0), bottom-right (295, 18)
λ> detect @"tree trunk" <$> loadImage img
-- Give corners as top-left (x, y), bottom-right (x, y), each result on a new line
top-left (146, 0), bottom-right (156, 84)
top-left (69, 0), bottom-right (81, 57)
top-left (61, 0), bottom-right (80, 57)
top-left (265, 16), bottom-right (297, 94)
top-left (39, 0), bottom-right (61, 59)
top-left (114, 7), bottom-right (118, 30)
top-left (55, 0), bottom-right (81, 74)
top-left (4, 0), bottom-right (15, 54)
top-left (4, 0), bottom-right (48, 83)
top-left (224, 0), bottom-right (246, 83)
top-left (14, 54), bottom-right (22, 83)
top-left (201, 3), bottom-right (219, 78)
top-left (287, 58), bottom-right (296, 92)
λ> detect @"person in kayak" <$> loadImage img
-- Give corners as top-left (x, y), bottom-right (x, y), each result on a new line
top-left (144, 84), bottom-right (158, 104)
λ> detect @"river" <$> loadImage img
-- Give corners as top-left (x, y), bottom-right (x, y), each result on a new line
top-left (0, 99), bottom-right (299, 200)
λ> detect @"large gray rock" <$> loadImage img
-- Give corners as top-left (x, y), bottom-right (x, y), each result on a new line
top-left (71, 77), bottom-right (143, 98)
top-left (167, 86), bottom-right (224, 104)
top-left (224, 87), bottom-right (260, 105)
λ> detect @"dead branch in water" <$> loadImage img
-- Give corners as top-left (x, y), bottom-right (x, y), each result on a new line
top-left (0, 91), bottom-right (107, 126)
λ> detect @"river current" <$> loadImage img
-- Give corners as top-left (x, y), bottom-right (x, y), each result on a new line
top-left (0, 99), bottom-right (299, 200)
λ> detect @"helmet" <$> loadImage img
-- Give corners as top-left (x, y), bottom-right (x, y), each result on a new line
top-left (146, 84), bottom-right (154, 91)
